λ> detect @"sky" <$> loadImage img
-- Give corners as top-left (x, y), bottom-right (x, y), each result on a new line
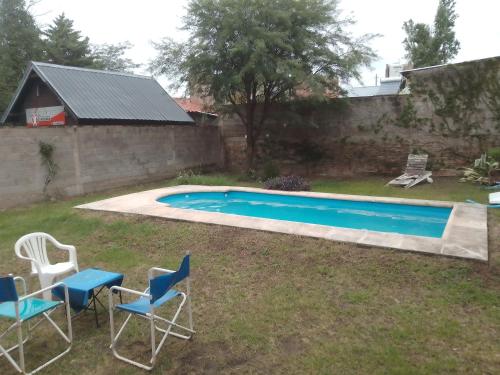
top-left (32, 0), bottom-right (500, 91)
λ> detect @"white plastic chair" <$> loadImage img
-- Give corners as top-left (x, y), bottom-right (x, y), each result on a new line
top-left (15, 233), bottom-right (79, 300)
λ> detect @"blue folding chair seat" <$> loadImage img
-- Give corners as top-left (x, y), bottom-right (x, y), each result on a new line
top-left (116, 289), bottom-right (180, 316)
top-left (109, 253), bottom-right (195, 371)
top-left (0, 275), bottom-right (72, 374)
top-left (0, 298), bottom-right (61, 321)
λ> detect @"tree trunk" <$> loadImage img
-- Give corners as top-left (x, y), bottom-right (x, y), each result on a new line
top-left (245, 127), bottom-right (256, 170)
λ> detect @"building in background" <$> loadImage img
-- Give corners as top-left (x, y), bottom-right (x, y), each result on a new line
top-left (343, 61), bottom-right (410, 98)
top-left (385, 62), bottom-right (413, 78)
top-left (345, 77), bottom-right (402, 98)
top-left (1, 62), bottom-right (194, 126)
top-left (174, 96), bottom-right (218, 126)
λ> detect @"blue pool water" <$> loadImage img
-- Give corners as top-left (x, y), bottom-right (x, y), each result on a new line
top-left (157, 191), bottom-right (452, 238)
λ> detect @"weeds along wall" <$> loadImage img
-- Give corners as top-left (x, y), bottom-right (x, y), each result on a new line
top-left (221, 58), bottom-right (500, 176)
top-left (0, 125), bottom-right (223, 209)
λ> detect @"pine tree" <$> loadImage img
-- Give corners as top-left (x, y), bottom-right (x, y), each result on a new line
top-left (43, 13), bottom-right (94, 67)
top-left (91, 42), bottom-right (141, 73)
top-left (432, 0), bottom-right (460, 64)
top-left (0, 0), bottom-right (42, 113)
top-left (403, 0), bottom-right (460, 68)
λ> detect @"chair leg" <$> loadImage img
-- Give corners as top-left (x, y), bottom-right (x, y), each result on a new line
top-left (23, 306), bottom-right (72, 374)
top-left (1, 304), bottom-right (71, 374)
top-left (110, 304), bottom-right (192, 371)
top-left (110, 313), bottom-right (155, 371)
top-left (154, 294), bottom-right (195, 341)
top-left (150, 316), bottom-right (156, 366)
top-left (187, 296), bottom-right (193, 333)
top-left (0, 342), bottom-right (23, 373)
top-left (0, 320), bottom-right (29, 373)
top-left (16, 321), bottom-right (25, 373)
top-left (186, 278), bottom-right (194, 332)
top-left (39, 275), bottom-right (56, 301)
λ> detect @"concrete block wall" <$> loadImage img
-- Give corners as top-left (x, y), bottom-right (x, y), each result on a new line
top-left (0, 125), bottom-right (223, 209)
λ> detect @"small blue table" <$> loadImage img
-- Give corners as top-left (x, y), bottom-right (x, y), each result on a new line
top-left (53, 268), bottom-right (124, 327)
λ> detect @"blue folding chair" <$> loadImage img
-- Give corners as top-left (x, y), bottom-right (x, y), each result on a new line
top-left (0, 274), bottom-right (72, 374)
top-left (108, 253), bottom-right (194, 370)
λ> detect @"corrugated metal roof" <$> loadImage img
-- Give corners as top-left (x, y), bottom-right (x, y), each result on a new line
top-left (1, 62), bottom-right (194, 124)
top-left (346, 79), bottom-right (401, 98)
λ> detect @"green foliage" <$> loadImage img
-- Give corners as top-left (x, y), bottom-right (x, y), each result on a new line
top-left (151, 0), bottom-right (377, 168)
top-left (43, 13), bottom-right (94, 67)
top-left (0, 0), bottom-right (42, 112)
top-left (488, 147), bottom-right (500, 163)
top-left (403, 0), bottom-right (460, 68)
top-left (0, 5), bottom-right (140, 114)
top-left (408, 59), bottom-right (500, 137)
top-left (173, 169), bottom-right (247, 186)
top-left (39, 141), bottom-right (59, 193)
top-left (91, 41), bottom-right (141, 72)
top-left (402, 21), bottom-right (434, 67)
top-left (460, 154), bottom-right (499, 186)
top-left (261, 160), bottom-right (280, 180)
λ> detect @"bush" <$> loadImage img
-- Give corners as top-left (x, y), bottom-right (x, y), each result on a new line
top-left (175, 169), bottom-right (199, 184)
top-left (460, 153), bottom-right (499, 185)
top-left (263, 175), bottom-right (310, 191)
top-left (488, 147), bottom-right (500, 162)
top-left (261, 161), bottom-right (280, 180)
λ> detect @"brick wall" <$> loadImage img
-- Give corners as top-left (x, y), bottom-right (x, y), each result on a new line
top-left (0, 125), bottom-right (223, 209)
top-left (220, 94), bottom-right (500, 176)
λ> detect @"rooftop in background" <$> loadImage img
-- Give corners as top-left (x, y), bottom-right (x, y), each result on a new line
top-left (174, 97), bottom-right (217, 117)
top-left (1, 62), bottom-right (194, 125)
top-left (345, 77), bottom-right (402, 98)
top-left (401, 55), bottom-right (500, 76)
top-left (385, 62), bottom-right (413, 78)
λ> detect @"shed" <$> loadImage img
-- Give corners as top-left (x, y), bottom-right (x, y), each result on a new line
top-left (0, 62), bottom-right (194, 126)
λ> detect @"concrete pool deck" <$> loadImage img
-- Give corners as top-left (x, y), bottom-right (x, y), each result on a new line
top-left (76, 185), bottom-right (488, 261)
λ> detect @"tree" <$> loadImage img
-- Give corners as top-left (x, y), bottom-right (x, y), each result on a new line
top-left (91, 42), bottom-right (141, 73)
top-left (151, 0), bottom-right (376, 169)
top-left (43, 13), bottom-right (94, 67)
top-left (0, 0), bottom-right (42, 113)
top-left (403, 0), bottom-right (460, 68)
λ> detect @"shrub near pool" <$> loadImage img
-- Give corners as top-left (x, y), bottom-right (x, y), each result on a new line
top-left (263, 175), bottom-right (311, 191)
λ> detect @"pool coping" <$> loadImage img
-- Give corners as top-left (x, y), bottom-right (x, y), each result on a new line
top-left (75, 185), bottom-right (488, 261)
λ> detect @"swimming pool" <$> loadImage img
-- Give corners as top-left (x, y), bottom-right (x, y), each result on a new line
top-left (157, 191), bottom-right (452, 238)
top-left (77, 186), bottom-right (488, 260)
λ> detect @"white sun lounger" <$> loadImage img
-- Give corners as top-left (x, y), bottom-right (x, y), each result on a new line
top-left (387, 154), bottom-right (433, 189)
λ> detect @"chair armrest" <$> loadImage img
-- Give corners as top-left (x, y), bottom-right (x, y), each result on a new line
top-left (65, 245), bottom-right (79, 271)
top-left (108, 286), bottom-right (151, 309)
top-left (19, 282), bottom-right (66, 301)
top-left (51, 241), bottom-right (79, 271)
top-left (148, 267), bottom-right (175, 280)
top-left (15, 252), bottom-right (43, 275)
top-left (13, 276), bottom-right (28, 296)
top-left (110, 285), bottom-right (150, 299)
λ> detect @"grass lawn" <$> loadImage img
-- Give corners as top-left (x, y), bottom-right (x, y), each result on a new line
top-left (0, 175), bottom-right (499, 374)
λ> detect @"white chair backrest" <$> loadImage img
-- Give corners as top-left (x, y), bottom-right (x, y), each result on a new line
top-left (15, 233), bottom-right (54, 273)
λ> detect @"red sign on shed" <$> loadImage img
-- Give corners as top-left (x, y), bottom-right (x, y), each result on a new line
top-left (26, 106), bottom-right (65, 127)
